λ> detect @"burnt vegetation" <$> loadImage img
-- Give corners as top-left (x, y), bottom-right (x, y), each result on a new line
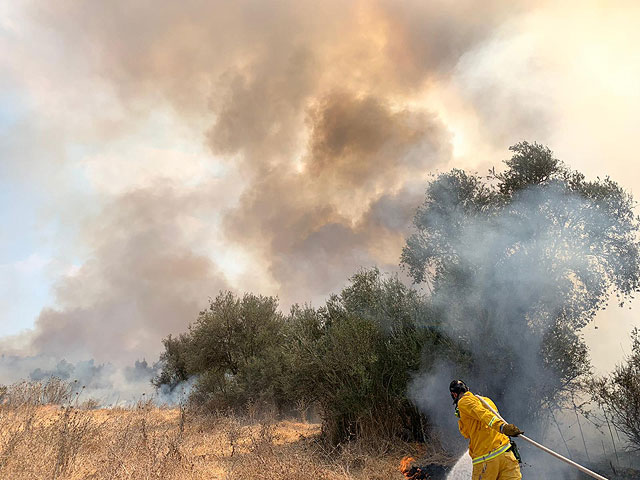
top-left (153, 143), bottom-right (640, 466)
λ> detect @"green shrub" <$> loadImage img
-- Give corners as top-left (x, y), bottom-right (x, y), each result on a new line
top-left (283, 268), bottom-right (459, 444)
top-left (155, 271), bottom-right (462, 444)
top-left (155, 291), bottom-right (289, 410)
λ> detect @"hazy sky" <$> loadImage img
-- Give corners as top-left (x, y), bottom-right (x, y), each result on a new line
top-left (1, 1), bottom-right (639, 376)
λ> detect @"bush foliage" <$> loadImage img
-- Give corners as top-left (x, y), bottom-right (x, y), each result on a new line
top-left (155, 269), bottom-right (461, 444)
top-left (153, 292), bottom-right (288, 410)
top-left (401, 142), bottom-right (639, 425)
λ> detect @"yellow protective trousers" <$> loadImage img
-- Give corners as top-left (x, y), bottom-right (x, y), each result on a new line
top-left (471, 451), bottom-right (521, 480)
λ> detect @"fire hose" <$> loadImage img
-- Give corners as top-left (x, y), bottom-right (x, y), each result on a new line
top-left (473, 394), bottom-right (609, 480)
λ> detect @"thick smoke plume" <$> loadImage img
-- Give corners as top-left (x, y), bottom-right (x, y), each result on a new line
top-left (2, 0), bottom-right (533, 365)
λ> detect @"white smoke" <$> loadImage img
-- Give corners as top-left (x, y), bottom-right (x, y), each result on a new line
top-left (0, 355), bottom-right (191, 406)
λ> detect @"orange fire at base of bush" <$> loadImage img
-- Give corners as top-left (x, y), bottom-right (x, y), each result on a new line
top-left (400, 456), bottom-right (416, 475)
top-left (399, 455), bottom-right (443, 480)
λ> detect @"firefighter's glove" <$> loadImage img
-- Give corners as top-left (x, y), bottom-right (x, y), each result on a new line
top-left (454, 406), bottom-right (460, 418)
top-left (501, 423), bottom-right (524, 437)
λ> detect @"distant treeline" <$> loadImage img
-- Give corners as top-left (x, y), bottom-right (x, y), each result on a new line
top-left (154, 143), bottom-right (640, 450)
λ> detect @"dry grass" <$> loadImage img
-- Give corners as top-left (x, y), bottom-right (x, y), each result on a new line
top-left (0, 399), bottom-right (449, 480)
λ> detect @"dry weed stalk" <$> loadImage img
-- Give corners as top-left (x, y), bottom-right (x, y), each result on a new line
top-left (0, 393), bottom-right (439, 480)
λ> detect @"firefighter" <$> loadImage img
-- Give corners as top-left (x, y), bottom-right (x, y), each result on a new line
top-left (450, 380), bottom-right (523, 480)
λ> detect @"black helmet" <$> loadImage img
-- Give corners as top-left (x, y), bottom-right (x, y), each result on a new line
top-left (449, 380), bottom-right (468, 394)
top-left (449, 380), bottom-right (468, 404)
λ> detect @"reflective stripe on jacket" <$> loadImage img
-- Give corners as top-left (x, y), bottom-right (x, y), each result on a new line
top-left (457, 391), bottom-right (510, 460)
top-left (471, 442), bottom-right (511, 465)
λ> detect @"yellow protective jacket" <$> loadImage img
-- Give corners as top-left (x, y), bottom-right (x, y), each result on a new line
top-left (457, 391), bottom-right (511, 462)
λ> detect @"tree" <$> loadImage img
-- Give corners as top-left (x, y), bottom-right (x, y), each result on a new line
top-left (153, 333), bottom-right (190, 390)
top-left (154, 291), bottom-right (289, 410)
top-left (284, 268), bottom-right (463, 444)
top-left (153, 272), bottom-right (463, 444)
top-left (591, 328), bottom-right (640, 451)
top-left (401, 142), bottom-right (640, 426)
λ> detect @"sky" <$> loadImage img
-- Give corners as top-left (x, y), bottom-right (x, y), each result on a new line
top-left (1, 0), bottom-right (639, 383)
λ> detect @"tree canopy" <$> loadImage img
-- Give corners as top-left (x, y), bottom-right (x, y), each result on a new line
top-left (401, 142), bottom-right (640, 423)
top-left (153, 291), bottom-right (288, 410)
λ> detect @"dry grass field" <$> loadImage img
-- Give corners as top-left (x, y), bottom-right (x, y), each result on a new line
top-left (0, 397), bottom-right (447, 480)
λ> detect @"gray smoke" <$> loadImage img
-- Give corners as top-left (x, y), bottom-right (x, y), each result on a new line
top-left (0, 354), bottom-right (191, 406)
top-left (4, 0), bottom-right (536, 364)
top-left (25, 184), bottom-right (230, 364)
top-left (407, 175), bottom-right (640, 474)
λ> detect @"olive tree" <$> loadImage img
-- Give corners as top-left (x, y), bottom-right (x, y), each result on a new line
top-left (401, 142), bottom-right (640, 426)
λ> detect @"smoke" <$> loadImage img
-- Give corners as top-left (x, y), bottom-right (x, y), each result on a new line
top-left (19, 184), bottom-right (230, 364)
top-left (407, 173), bottom-right (640, 474)
top-left (3, 0), bottom-right (534, 365)
top-left (1, 5), bottom-right (639, 453)
top-left (409, 361), bottom-right (467, 454)
top-left (221, 91), bottom-right (451, 303)
top-left (0, 355), bottom-right (191, 406)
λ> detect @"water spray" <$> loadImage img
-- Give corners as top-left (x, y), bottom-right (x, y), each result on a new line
top-left (473, 394), bottom-right (609, 480)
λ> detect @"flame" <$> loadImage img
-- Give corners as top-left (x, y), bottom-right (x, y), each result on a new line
top-left (399, 456), bottom-right (415, 474)
top-left (400, 456), bottom-right (434, 480)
